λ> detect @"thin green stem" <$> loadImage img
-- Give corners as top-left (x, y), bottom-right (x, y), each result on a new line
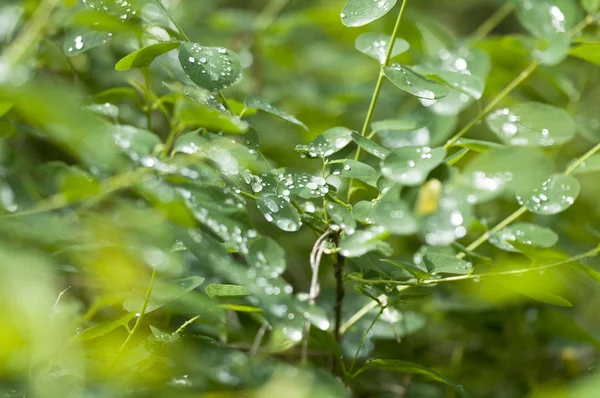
top-left (564, 142), bottom-right (600, 175)
top-left (218, 91), bottom-right (232, 112)
top-left (469, 2), bottom-right (515, 45)
top-left (347, 307), bottom-right (384, 379)
top-left (3, 0), bottom-right (60, 65)
top-left (174, 315), bottom-right (200, 335)
top-left (255, 0), bottom-right (290, 32)
top-left (155, 0), bottom-right (190, 42)
top-left (444, 60), bottom-right (539, 150)
top-left (111, 267), bottom-right (157, 367)
top-left (348, 0), bottom-right (409, 201)
top-left (347, 245), bottom-right (600, 286)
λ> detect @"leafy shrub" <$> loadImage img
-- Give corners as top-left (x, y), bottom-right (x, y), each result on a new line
top-left (1, 0), bottom-right (600, 397)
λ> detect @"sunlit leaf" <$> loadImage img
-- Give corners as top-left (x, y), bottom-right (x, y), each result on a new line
top-left (381, 146), bottom-right (446, 186)
top-left (486, 102), bottom-right (575, 147)
top-left (256, 193), bottom-right (302, 232)
top-left (64, 29), bottom-right (112, 56)
top-left (179, 43), bottom-right (242, 92)
top-left (205, 284), bottom-right (249, 298)
top-left (371, 187), bottom-right (418, 235)
top-left (355, 33), bottom-right (409, 64)
top-left (341, 0), bottom-right (397, 27)
top-left (326, 202), bottom-right (356, 234)
top-left (339, 227), bottom-right (391, 258)
top-left (423, 253), bottom-right (472, 275)
top-left (351, 132), bottom-right (390, 159)
top-left (330, 159), bottom-right (378, 179)
top-left (516, 174), bottom-right (580, 215)
top-left (489, 222), bottom-right (559, 252)
top-left (115, 41), bottom-right (180, 70)
top-left (570, 43), bottom-right (600, 66)
top-left (383, 65), bottom-right (450, 100)
top-left (295, 127), bottom-right (353, 158)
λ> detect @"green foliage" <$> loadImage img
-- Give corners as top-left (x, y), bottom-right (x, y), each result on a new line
top-left (1, 0), bottom-right (600, 397)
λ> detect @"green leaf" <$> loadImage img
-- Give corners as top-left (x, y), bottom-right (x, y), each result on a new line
top-left (486, 102), bottom-right (575, 147)
top-left (75, 312), bottom-right (135, 341)
top-left (355, 33), bottom-right (409, 64)
top-left (176, 99), bottom-right (248, 133)
top-left (0, 102), bottom-right (13, 117)
top-left (247, 237), bottom-right (286, 276)
top-left (341, 0), bottom-right (397, 27)
top-left (383, 65), bottom-right (450, 100)
top-left (205, 284), bottom-right (249, 298)
top-left (371, 187), bottom-right (418, 235)
top-left (381, 146), bottom-right (446, 186)
top-left (295, 126), bottom-right (353, 158)
top-left (415, 67), bottom-right (484, 99)
top-left (63, 29), bottom-right (112, 56)
top-left (371, 119), bottom-right (426, 133)
top-left (423, 253), bottom-right (472, 275)
top-left (452, 138), bottom-right (506, 152)
top-left (123, 276), bottom-right (206, 314)
top-left (351, 132), bottom-right (390, 159)
top-left (358, 360), bottom-right (470, 398)
top-left (352, 200), bottom-right (374, 223)
top-left (115, 41), bottom-right (180, 70)
top-left (463, 147), bottom-right (553, 192)
top-left (339, 227), bottom-right (391, 258)
top-left (570, 43), bottom-right (600, 66)
top-left (256, 193), bottom-right (302, 232)
top-left (81, 0), bottom-right (141, 21)
top-left (112, 124), bottom-right (161, 161)
top-left (489, 222), bottom-right (559, 253)
top-left (243, 96), bottom-right (308, 130)
top-left (380, 259), bottom-right (431, 280)
top-left (178, 43), bottom-right (242, 92)
top-left (516, 174), bottom-right (580, 215)
top-left (326, 202), bottom-right (356, 234)
top-left (582, 0), bottom-right (600, 13)
top-left (571, 154), bottom-right (600, 174)
top-left (330, 159), bottom-right (378, 179)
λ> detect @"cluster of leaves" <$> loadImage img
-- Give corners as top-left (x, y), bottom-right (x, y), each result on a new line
top-left (1, 0), bottom-right (600, 397)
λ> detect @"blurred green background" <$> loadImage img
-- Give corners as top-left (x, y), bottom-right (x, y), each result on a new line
top-left (1, 0), bottom-right (600, 397)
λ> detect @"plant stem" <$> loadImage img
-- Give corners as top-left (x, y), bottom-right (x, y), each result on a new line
top-left (347, 0), bottom-right (409, 202)
top-left (3, 0), bottom-right (60, 65)
top-left (173, 314), bottom-right (200, 335)
top-left (347, 307), bottom-right (384, 378)
top-left (334, 252), bottom-right (345, 342)
top-left (443, 60), bottom-right (539, 150)
top-left (469, 2), bottom-right (515, 45)
top-left (111, 267), bottom-right (157, 367)
top-left (255, 0), bottom-right (290, 32)
top-left (155, 0), bottom-right (190, 42)
top-left (218, 91), bottom-right (232, 112)
top-left (346, 245), bottom-right (600, 286)
top-left (564, 142), bottom-right (600, 175)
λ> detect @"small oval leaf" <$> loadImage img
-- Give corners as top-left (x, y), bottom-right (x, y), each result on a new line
top-left (383, 65), bottom-right (450, 100)
top-left (179, 43), bottom-right (242, 92)
top-left (116, 41), bottom-right (180, 70)
top-left (341, 0), bottom-right (398, 27)
top-left (516, 174), bottom-right (580, 215)
top-left (489, 222), bottom-right (559, 253)
top-left (256, 194), bottom-right (302, 232)
top-left (381, 146), bottom-right (446, 186)
top-left (355, 33), bottom-right (409, 64)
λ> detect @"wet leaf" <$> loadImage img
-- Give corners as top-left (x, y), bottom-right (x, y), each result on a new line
top-left (330, 159), bottom-right (378, 179)
top-left (516, 174), bottom-right (580, 215)
top-left (326, 202), bottom-right (356, 234)
top-left (64, 29), bottom-right (112, 56)
top-left (352, 201), bottom-right (375, 223)
top-left (339, 227), bottom-right (391, 258)
top-left (115, 41), bottom-right (180, 70)
top-left (489, 222), bottom-right (559, 252)
top-left (295, 127), bottom-right (353, 158)
top-left (486, 102), bottom-right (575, 147)
top-left (371, 187), bottom-right (418, 235)
top-left (179, 43), bottom-right (242, 92)
top-left (205, 284), bottom-right (249, 298)
top-left (371, 119), bottom-right (426, 133)
top-left (341, 0), bottom-right (397, 27)
top-left (452, 138), bottom-right (506, 152)
top-left (244, 96), bottom-right (308, 130)
top-left (570, 43), bottom-right (600, 66)
top-left (423, 253), bottom-right (472, 275)
top-left (351, 132), bottom-right (390, 159)
top-left (256, 194), bottom-right (302, 232)
top-left (176, 99), bottom-right (248, 133)
top-left (380, 259), bottom-right (430, 280)
top-left (381, 146), bottom-right (446, 186)
top-left (247, 237), bottom-right (286, 276)
top-left (355, 33), bottom-right (409, 64)
top-left (383, 65), bottom-right (450, 100)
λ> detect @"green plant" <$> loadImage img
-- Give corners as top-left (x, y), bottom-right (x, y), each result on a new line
top-left (2, 0), bottom-right (600, 397)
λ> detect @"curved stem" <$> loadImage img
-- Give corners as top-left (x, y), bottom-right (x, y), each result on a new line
top-left (347, 0), bottom-right (409, 201)
top-left (469, 2), bottom-right (515, 45)
top-left (155, 0), bottom-right (190, 42)
top-left (111, 267), bottom-right (157, 367)
top-left (444, 60), bottom-right (539, 150)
